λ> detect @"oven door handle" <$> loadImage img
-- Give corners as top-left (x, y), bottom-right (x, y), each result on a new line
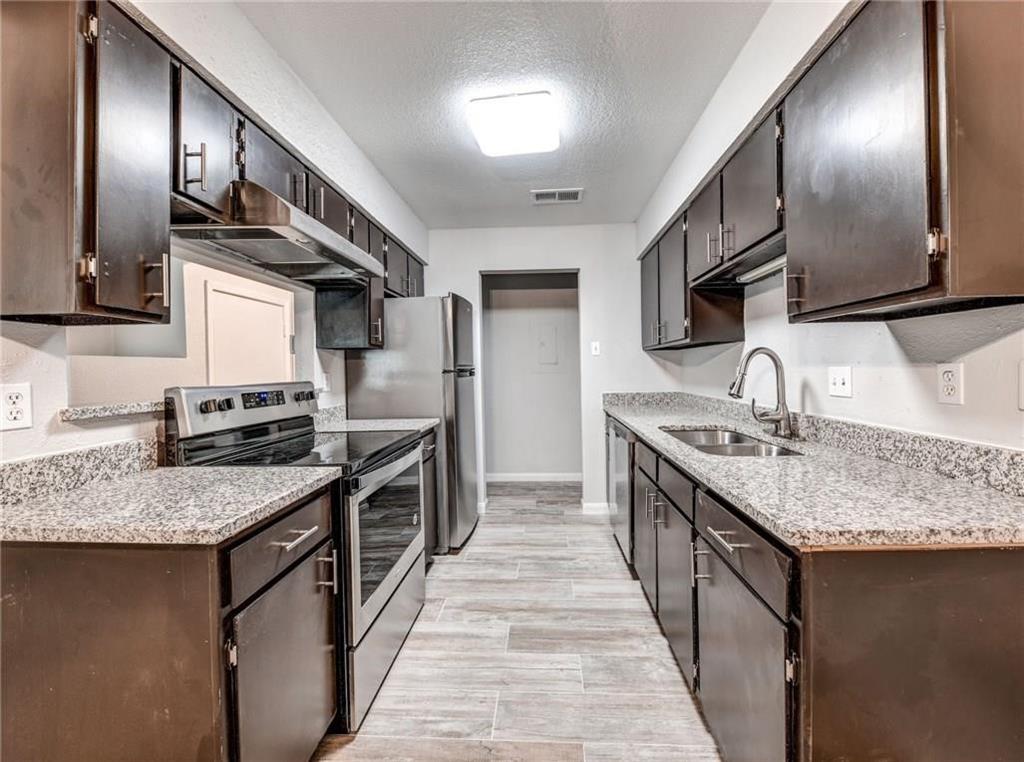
top-left (349, 443), bottom-right (423, 499)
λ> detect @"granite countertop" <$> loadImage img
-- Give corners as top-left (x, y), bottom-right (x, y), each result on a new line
top-left (605, 399), bottom-right (1024, 550)
top-left (0, 466), bottom-right (344, 545)
top-left (316, 417), bottom-right (440, 435)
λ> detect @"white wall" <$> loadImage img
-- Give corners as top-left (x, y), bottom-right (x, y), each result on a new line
top-left (633, 0), bottom-right (1024, 452)
top-left (130, 1), bottom-right (428, 258)
top-left (427, 224), bottom-right (694, 506)
top-left (482, 275), bottom-right (582, 481)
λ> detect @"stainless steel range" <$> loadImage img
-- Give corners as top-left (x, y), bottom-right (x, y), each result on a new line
top-left (162, 381), bottom-right (426, 731)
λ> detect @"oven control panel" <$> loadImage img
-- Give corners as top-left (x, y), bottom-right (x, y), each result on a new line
top-left (241, 389), bottom-right (286, 409)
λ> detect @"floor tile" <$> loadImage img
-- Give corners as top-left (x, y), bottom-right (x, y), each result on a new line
top-left (357, 687), bottom-right (497, 740)
top-left (386, 651), bottom-right (583, 693)
top-left (581, 654), bottom-right (687, 694)
top-left (507, 624), bottom-right (672, 657)
top-left (572, 579), bottom-right (645, 598)
top-left (401, 621), bottom-right (509, 653)
top-left (314, 735), bottom-right (585, 761)
top-left (438, 597), bottom-right (657, 627)
top-left (426, 559), bottom-right (520, 579)
top-left (517, 559), bottom-right (632, 580)
top-left (417, 598), bottom-right (446, 623)
top-left (582, 742), bottom-right (720, 761)
top-left (493, 691), bottom-right (714, 745)
top-left (427, 578), bottom-right (575, 600)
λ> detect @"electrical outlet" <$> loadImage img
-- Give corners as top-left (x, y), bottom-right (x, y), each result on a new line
top-left (936, 363), bottom-right (965, 405)
top-left (0, 383), bottom-right (33, 430)
top-left (827, 366), bottom-right (852, 398)
top-left (590, 341), bottom-right (601, 356)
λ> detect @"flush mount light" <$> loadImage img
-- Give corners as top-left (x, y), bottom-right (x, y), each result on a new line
top-left (467, 91), bottom-right (560, 157)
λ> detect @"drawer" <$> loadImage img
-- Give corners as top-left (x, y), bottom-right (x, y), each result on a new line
top-left (657, 458), bottom-right (694, 522)
top-left (635, 441), bottom-right (658, 480)
top-left (696, 491), bottom-right (792, 618)
top-left (228, 491), bottom-right (332, 608)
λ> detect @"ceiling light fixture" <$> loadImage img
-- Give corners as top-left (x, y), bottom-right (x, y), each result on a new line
top-left (467, 91), bottom-right (560, 157)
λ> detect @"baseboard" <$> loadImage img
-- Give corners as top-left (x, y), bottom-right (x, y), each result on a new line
top-left (485, 472), bottom-right (583, 483)
top-left (581, 502), bottom-right (610, 515)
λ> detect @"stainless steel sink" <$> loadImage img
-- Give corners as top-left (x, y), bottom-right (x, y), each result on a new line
top-left (692, 443), bottom-right (801, 457)
top-left (660, 429), bottom-right (762, 446)
top-left (660, 428), bottom-right (802, 457)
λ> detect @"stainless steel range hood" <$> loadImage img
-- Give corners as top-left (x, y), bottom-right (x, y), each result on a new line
top-left (171, 180), bottom-right (384, 282)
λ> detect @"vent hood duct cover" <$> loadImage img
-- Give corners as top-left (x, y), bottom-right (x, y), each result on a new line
top-left (171, 180), bottom-right (384, 282)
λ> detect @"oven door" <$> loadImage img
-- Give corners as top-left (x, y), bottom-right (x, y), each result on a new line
top-left (347, 444), bottom-right (424, 644)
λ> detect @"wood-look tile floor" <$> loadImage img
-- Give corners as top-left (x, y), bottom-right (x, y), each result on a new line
top-left (315, 483), bottom-right (720, 762)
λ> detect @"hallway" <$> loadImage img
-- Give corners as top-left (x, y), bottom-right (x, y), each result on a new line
top-left (316, 483), bottom-right (719, 761)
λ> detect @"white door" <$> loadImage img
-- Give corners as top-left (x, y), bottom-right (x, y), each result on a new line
top-left (205, 278), bottom-right (295, 385)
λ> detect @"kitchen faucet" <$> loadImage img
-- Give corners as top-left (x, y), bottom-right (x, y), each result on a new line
top-left (727, 347), bottom-right (795, 439)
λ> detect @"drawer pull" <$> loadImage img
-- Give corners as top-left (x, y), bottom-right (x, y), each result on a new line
top-left (707, 527), bottom-right (751, 555)
top-left (316, 549), bottom-right (338, 593)
top-left (271, 525), bottom-right (320, 552)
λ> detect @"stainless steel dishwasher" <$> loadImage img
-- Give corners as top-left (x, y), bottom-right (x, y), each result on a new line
top-left (607, 417), bottom-right (636, 564)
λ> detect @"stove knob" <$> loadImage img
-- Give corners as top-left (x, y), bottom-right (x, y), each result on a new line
top-left (198, 399), bottom-right (217, 414)
top-left (217, 398), bottom-right (235, 412)
top-left (294, 391), bottom-right (306, 402)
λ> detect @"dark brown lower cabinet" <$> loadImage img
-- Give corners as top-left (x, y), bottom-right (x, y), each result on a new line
top-left (696, 536), bottom-right (788, 762)
top-left (631, 468), bottom-right (658, 611)
top-left (656, 501), bottom-right (696, 689)
top-left (232, 540), bottom-right (336, 762)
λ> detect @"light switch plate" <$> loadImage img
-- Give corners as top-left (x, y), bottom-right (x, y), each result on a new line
top-left (827, 366), bottom-right (852, 398)
top-left (0, 383), bottom-right (33, 430)
top-left (590, 341), bottom-right (601, 356)
top-left (937, 363), bottom-right (965, 405)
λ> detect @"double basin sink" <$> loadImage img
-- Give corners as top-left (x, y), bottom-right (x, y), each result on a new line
top-left (660, 428), bottom-right (801, 457)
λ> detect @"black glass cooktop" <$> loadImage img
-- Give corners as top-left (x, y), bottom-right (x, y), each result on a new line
top-left (219, 429), bottom-right (419, 474)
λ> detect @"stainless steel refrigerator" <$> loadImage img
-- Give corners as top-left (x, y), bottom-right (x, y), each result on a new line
top-left (345, 293), bottom-right (479, 554)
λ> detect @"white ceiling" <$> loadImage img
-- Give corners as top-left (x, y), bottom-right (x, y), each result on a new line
top-left (240, 1), bottom-right (769, 229)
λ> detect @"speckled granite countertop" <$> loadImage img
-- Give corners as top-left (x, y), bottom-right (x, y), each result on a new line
top-left (1, 467), bottom-right (343, 545)
top-left (605, 399), bottom-right (1024, 550)
top-left (316, 417), bottom-right (439, 434)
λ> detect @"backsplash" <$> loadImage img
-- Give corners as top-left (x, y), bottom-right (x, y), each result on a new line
top-left (0, 436), bottom-right (159, 508)
top-left (603, 391), bottom-right (1024, 498)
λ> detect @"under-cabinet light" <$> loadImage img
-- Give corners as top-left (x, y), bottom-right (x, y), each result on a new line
top-left (467, 91), bottom-right (560, 157)
top-left (735, 255), bottom-right (788, 284)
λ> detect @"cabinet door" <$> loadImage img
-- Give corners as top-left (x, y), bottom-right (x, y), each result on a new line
top-left (94, 2), bottom-right (171, 319)
top-left (658, 217), bottom-right (688, 344)
top-left (656, 500), bottom-right (696, 689)
top-left (408, 256), bottom-right (425, 297)
top-left (315, 279), bottom-right (384, 350)
top-left (174, 66), bottom-right (235, 215)
top-left (696, 537), bottom-right (787, 762)
top-left (367, 276), bottom-right (385, 347)
top-left (232, 541), bottom-right (336, 762)
top-left (783, 0), bottom-right (931, 316)
top-left (721, 114), bottom-right (781, 259)
top-left (352, 209), bottom-right (370, 254)
top-left (632, 470), bottom-right (658, 611)
top-left (686, 178), bottom-right (722, 282)
top-left (308, 174), bottom-right (352, 239)
top-left (640, 247), bottom-right (660, 348)
top-left (368, 223), bottom-right (386, 265)
top-left (243, 123), bottom-right (308, 210)
top-left (386, 240), bottom-right (409, 295)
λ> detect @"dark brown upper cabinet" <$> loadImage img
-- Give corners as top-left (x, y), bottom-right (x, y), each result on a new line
top-left (174, 66), bottom-right (236, 217)
top-left (640, 246), bottom-right (661, 348)
top-left (1, 1), bottom-right (171, 324)
top-left (241, 122), bottom-right (308, 210)
top-left (308, 173), bottom-right (352, 240)
top-left (385, 239), bottom-right (409, 296)
top-left (351, 209), bottom-right (370, 254)
top-left (408, 256), bottom-right (425, 297)
top-left (785, 0), bottom-right (1024, 321)
top-left (685, 179), bottom-right (722, 283)
top-left (720, 112), bottom-right (783, 264)
top-left (315, 278), bottom-right (384, 350)
top-left (368, 223), bottom-right (386, 266)
top-left (657, 217), bottom-right (688, 345)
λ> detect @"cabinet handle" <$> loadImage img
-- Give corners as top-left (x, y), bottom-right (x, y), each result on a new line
top-left (706, 232), bottom-right (712, 264)
top-left (318, 186), bottom-right (326, 220)
top-left (692, 543), bottom-right (712, 583)
top-left (644, 488), bottom-right (654, 518)
top-left (719, 222), bottom-right (728, 259)
top-left (183, 142), bottom-right (208, 191)
top-left (316, 549), bottom-right (338, 593)
top-left (294, 171), bottom-right (309, 210)
top-left (706, 527), bottom-right (751, 555)
top-left (370, 317), bottom-right (383, 343)
top-left (652, 497), bottom-right (667, 526)
top-left (271, 525), bottom-right (319, 552)
top-left (143, 252), bottom-right (170, 307)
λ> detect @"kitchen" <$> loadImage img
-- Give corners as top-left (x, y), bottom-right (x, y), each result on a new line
top-left (1, 1), bottom-right (1022, 761)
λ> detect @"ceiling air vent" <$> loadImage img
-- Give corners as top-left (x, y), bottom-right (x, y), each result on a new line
top-left (531, 188), bottom-right (584, 205)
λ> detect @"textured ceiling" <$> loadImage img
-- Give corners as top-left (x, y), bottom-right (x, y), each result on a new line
top-left (239, 1), bottom-right (769, 229)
